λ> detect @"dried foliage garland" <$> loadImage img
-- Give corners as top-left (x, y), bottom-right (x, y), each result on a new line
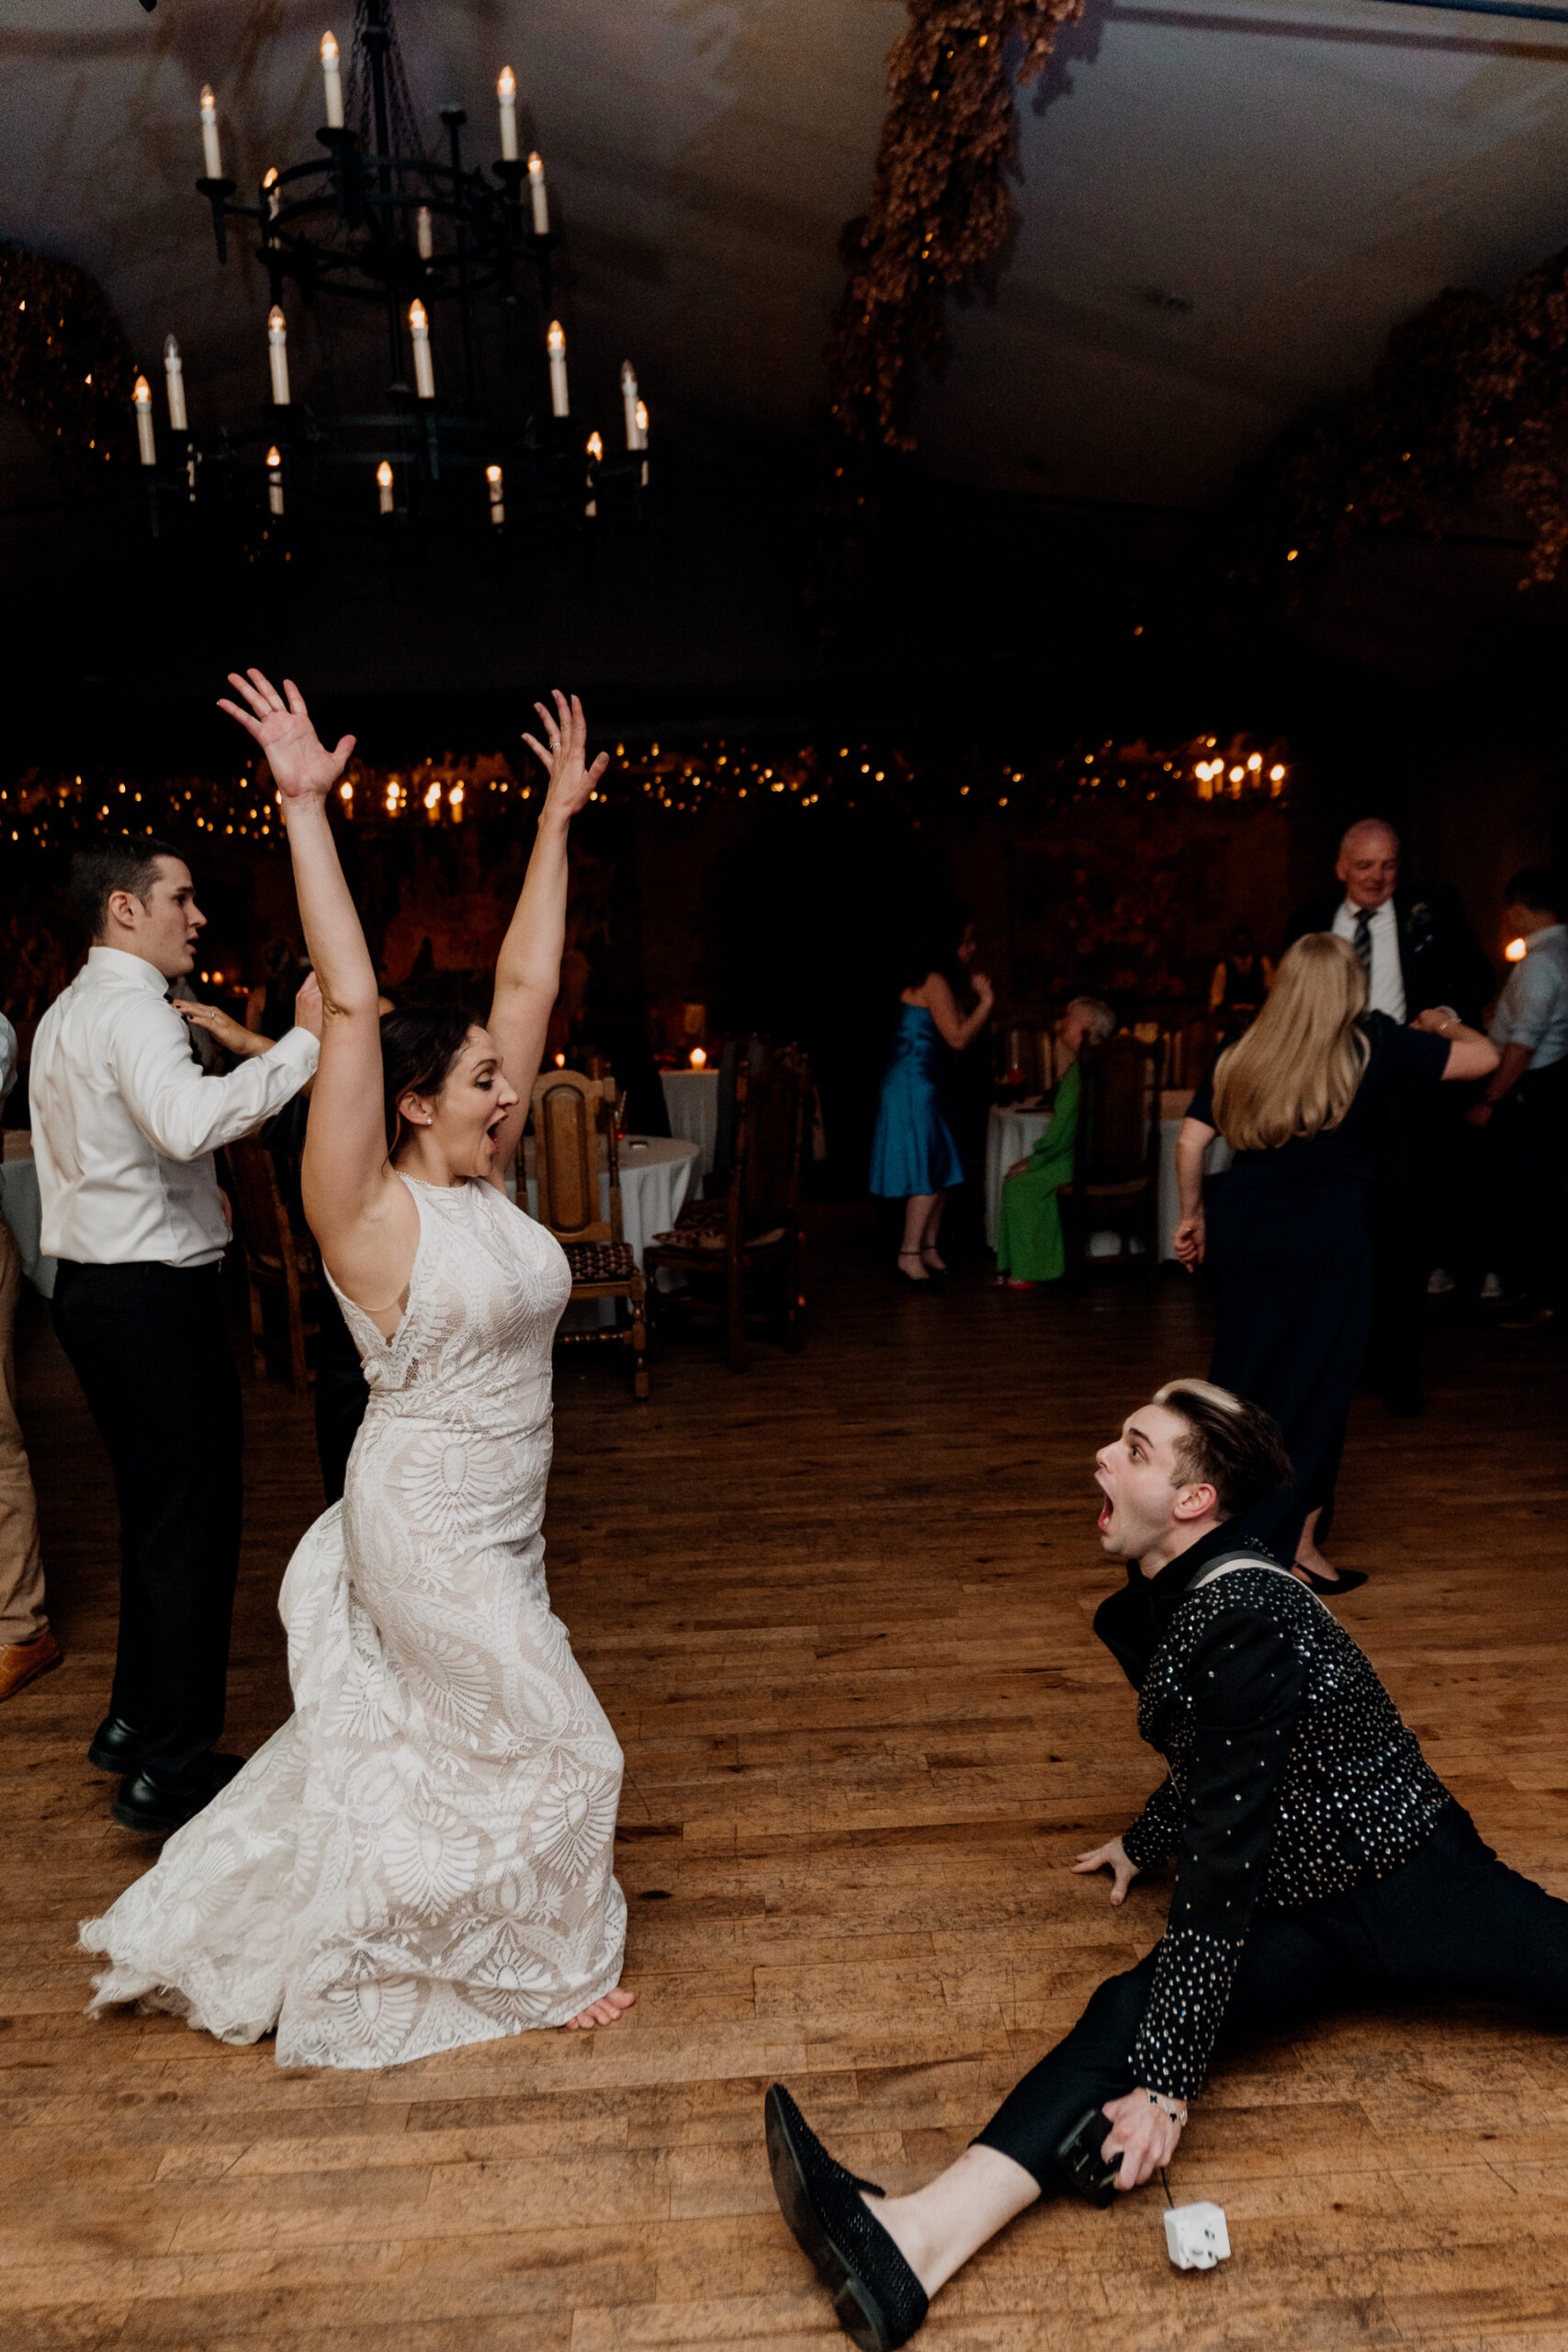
top-left (0, 243), bottom-right (134, 487)
top-left (1242, 239), bottom-right (1568, 590)
top-left (829, 0), bottom-right (1081, 451)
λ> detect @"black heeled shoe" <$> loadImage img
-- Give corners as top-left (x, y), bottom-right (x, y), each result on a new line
top-left (764, 2084), bottom-right (930, 2352)
top-left (1292, 1564), bottom-right (1369, 1597)
top-left (893, 1253), bottom-right (937, 1291)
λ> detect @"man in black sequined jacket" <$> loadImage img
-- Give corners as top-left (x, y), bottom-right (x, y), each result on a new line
top-left (764, 1380), bottom-right (1568, 2352)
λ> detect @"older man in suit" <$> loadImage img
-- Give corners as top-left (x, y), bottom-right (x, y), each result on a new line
top-left (1286, 818), bottom-right (1494, 1414)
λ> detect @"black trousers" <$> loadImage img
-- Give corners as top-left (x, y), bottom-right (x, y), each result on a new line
top-left (52, 1258), bottom-right (243, 1781)
top-left (1498, 1057), bottom-right (1568, 1309)
top-left (976, 1805), bottom-right (1568, 2191)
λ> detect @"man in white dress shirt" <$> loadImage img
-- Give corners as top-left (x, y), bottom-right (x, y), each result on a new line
top-left (30, 838), bottom-right (320, 1834)
top-left (1285, 818), bottom-right (1494, 1415)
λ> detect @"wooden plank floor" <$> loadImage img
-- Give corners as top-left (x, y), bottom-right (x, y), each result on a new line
top-left (4, 1210), bottom-right (1566, 2352)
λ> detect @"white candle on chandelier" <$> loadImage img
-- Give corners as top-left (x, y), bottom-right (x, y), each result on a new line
top-left (415, 204), bottom-right (434, 259)
top-left (265, 445), bottom-right (284, 515)
top-left (164, 335), bottom-right (188, 432)
top-left (263, 165), bottom-right (280, 221)
top-left (199, 85), bottom-right (223, 179)
top-left (486, 463), bottom-right (504, 526)
top-left (497, 66), bottom-right (518, 161)
top-left (267, 305), bottom-right (290, 404)
top-left (547, 318), bottom-right (569, 417)
top-left (132, 375), bottom-right (156, 467)
top-left (635, 398), bottom-right (649, 444)
top-left (321, 32), bottom-right (344, 128)
top-left (408, 300), bottom-right (434, 399)
top-left (377, 458), bottom-right (394, 514)
top-left (620, 361), bottom-right (641, 449)
top-left (527, 151), bottom-right (549, 234)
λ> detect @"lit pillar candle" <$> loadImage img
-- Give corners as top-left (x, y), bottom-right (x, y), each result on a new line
top-left (621, 361), bottom-right (641, 449)
top-left (409, 300), bottom-right (434, 399)
top-left (547, 318), bottom-right (568, 417)
top-left (377, 458), bottom-right (393, 514)
top-left (416, 204), bottom-right (434, 259)
top-left (199, 85), bottom-right (223, 178)
top-left (164, 335), bottom-right (188, 431)
top-left (263, 165), bottom-right (280, 221)
top-left (321, 31), bottom-right (344, 128)
top-left (635, 399), bottom-right (649, 484)
top-left (133, 375), bottom-right (156, 466)
top-left (486, 463), bottom-right (504, 526)
top-left (267, 306), bottom-right (290, 404)
top-left (527, 151), bottom-right (549, 233)
top-left (497, 67), bottom-right (518, 161)
top-left (265, 444), bottom-right (284, 514)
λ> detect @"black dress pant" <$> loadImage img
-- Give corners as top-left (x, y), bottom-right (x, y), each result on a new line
top-left (1498, 1057), bottom-right (1568, 1309)
top-left (52, 1259), bottom-right (243, 1782)
top-left (975, 1804), bottom-right (1568, 2190)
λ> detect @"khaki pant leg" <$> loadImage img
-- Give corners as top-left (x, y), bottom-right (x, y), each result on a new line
top-left (0, 1212), bottom-right (46, 1646)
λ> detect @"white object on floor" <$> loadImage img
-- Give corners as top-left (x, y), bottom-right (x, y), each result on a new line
top-left (1427, 1267), bottom-right (1457, 1295)
top-left (1481, 1272), bottom-right (1503, 1300)
top-left (1165, 2200), bottom-right (1231, 2270)
top-left (1088, 1229), bottom-right (1122, 1258)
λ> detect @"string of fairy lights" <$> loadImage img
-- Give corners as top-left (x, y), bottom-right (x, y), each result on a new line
top-left (1, 731), bottom-right (1289, 854)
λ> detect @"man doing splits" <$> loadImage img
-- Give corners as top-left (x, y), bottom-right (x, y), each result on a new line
top-left (765, 1380), bottom-right (1568, 2350)
top-left (31, 840), bottom-right (320, 1834)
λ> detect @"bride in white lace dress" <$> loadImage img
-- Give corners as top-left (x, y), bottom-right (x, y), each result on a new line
top-left (81, 673), bottom-right (634, 2067)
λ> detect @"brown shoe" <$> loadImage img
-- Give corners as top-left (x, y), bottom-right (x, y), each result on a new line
top-left (0, 1630), bottom-right (63, 1702)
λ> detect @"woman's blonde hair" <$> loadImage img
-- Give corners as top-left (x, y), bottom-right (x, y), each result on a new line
top-left (1209, 933), bottom-right (1370, 1151)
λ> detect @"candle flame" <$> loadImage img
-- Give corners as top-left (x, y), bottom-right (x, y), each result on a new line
top-left (554, 1053), bottom-right (566, 1068)
top-left (263, 165), bottom-right (278, 187)
top-left (268, 305), bottom-right (287, 334)
top-left (547, 319), bottom-right (565, 356)
top-left (586, 431), bottom-right (603, 460)
top-left (200, 85), bottom-right (217, 117)
top-left (340, 780), bottom-right (353, 800)
top-left (265, 445), bottom-right (281, 467)
top-left (690, 1047), bottom-right (707, 1069)
top-left (635, 399), bottom-right (649, 434)
top-left (408, 299), bottom-right (428, 334)
top-left (528, 150), bottom-right (543, 177)
top-left (1506, 936), bottom-right (1528, 963)
top-left (377, 459), bottom-right (392, 488)
top-left (132, 375), bottom-right (151, 406)
top-left (321, 30), bottom-right (339, 63)
top-left (497, 65), bottom-right (515, 101)
top-left (486, 463), bottom-right (502, 484)
top-left (1269, 763), bottom-right (1286, 781)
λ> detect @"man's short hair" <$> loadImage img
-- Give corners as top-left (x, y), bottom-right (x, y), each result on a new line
top-left (68, 837), bottom-right (184, 940)
top-left (1152, 1378), bottom-right (1292, 1521)
top-left (1338, 817), bottom-right (1400, 857)
top-left (1502, 865), bottom-right (1564, 920)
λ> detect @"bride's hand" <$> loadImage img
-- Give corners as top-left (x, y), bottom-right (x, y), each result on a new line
top-left (521, 689), bottom-right (608, 823)
top-left (217, 670), bottom-right (356, 803)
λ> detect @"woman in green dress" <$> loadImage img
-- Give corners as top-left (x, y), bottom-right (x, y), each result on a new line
top-left (995, 997), bottom-right (1115, 1288)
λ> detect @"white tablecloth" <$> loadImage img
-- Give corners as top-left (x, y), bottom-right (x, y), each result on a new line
top-left (660, 1069), bottom-right (721, 1181)
top-left (986, 1091), bottom-right (1226, 1263)
top-left (509, 1135), bottom-right (699, 1328)
top-left (0, 1149), bottom-right (52, 1299)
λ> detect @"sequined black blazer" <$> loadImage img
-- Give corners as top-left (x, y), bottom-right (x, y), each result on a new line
top-left (1104, 1541), bottom-right (1450, 2099)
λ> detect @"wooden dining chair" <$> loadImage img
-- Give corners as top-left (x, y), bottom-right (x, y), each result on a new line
top-left (226, 1136), bottom-right (319, 1391)
top-left (1059, 1035), bottom-right (1161, 1284)
top-left (528, 1067), bottom-right (649, 1399)
top-left (644, 1046), bottom-right (808, 1370)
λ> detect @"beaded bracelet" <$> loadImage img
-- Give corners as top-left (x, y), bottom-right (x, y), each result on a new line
top-left (1146, 2089), bottom-right (1188, 2127)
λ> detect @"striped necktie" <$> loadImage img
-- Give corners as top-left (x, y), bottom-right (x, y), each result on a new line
top-left (1352, 908), bottom-right (1372, 975)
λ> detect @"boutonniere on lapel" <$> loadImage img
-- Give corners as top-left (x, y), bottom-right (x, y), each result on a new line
top-left (1405, 899), bottom-right (1435, 949)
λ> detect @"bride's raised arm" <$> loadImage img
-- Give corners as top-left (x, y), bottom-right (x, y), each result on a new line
top-left (217, 669), bottom-right (416, 1304)
top-left (484, 690), bottom-right (607, 1170)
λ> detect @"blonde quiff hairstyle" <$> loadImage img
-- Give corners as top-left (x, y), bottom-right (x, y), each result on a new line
top-left (1209, 932), bottom-right (1370, 1152)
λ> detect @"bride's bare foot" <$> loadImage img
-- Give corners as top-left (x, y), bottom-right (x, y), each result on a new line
top-left (564, 1986), bottom-right (637, 2031)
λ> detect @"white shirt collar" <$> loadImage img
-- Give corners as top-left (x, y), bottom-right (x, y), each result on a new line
top-left (85, 944), bottom-right (176, 994)
top-left (1339, 897), bottom-right (1393, 928)
top-left (1523, 924), bottom-right (1566, 951)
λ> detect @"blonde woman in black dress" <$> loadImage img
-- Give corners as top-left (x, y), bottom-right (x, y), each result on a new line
top-left (1172, 932), bottom-right (1495, 1589)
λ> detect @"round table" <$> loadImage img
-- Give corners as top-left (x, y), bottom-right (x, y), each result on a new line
top-left (660, 1069), bottom-right (721, 1181)
top-left (984, 1105), bottom-right (1053, 1248)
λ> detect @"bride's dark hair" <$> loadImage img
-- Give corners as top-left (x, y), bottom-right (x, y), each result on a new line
top-left (380, 1005), bottom-right (479, 1155)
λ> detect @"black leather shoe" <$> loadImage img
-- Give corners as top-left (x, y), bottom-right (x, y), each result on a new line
top-left (112, 1753), bottom-right (244, 1837)
top-left (88, 1715), bottom-right (147, 1773)
top-left (764, 2084), bottom-right (929, 2352)
top-left (1292, 1564), bottom-right (1370, 1597)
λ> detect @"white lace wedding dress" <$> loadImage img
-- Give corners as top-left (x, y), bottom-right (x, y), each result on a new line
top-left (81, 1174), bottom-right (627, 2069)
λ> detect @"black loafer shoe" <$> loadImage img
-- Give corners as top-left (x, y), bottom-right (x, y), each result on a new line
top-left (112, 1753), bottom-right (245, 1837)
top-left (1292, 1565), bottom-right (1370, 1597)
top-left (764, 2084), bottom-right (929, 2352)
top-left (88, 1715), bottom-right (147, 1773)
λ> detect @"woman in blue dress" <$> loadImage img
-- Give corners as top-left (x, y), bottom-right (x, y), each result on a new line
top-left (869, 922), bottom-right (994, 1285)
